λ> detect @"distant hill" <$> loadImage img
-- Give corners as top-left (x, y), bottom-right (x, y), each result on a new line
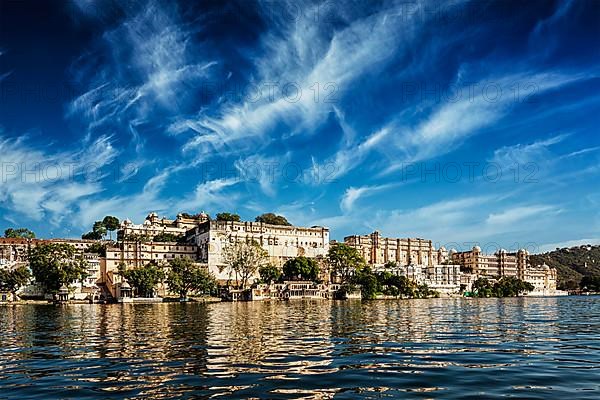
top-left (530, 245), bottom-right (600, 290)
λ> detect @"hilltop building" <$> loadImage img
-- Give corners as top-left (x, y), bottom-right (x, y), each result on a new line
top-left (99, 217), bottom-right (330, 297)
top-left (186, 220), bottom-right (330, 284)
top-left (2, 214), bottom-right (564, 300)
top-left (118, 212), bottom-right (209, 241)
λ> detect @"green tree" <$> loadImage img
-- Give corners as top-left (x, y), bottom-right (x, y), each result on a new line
top-left (86, 242), bottom-right (107, 257)
top-left (82, 231), bottom-right (103, 240)
top-left (472, 277), bottom-right (493, 297)
top-left (580, 275), bottom-right (600, 292)
top-left (0, 265), bottom-right (31, 294)
top-left (180, 212), bottom-right (210, 220)
top-left (28, 243), bottom-right (88, 293)
top-left (327, 243), bottom-right (366, 283)
top-left (102, 216), bottom-right (120, 240)
top-left (376, 271), bottom-right (415, 297)
top-left (283, 256), bottom-right (320, 281)
top-left (93, 221), bottom-right (107, 239)
top-left (415, 283), bottom-right (438, 298)
top-left (166, 257), bottom-right (216, 299)
top-left (221, 240), bottom-right (268, 288)
top-left (118, 262), bottom-right (165, 298)
top-left (259, 264), bottom-right (282, 284)
top-left (255, 213), bottom-right (292, 226)
top-left (472, 276), bottom-right (533, 297)
top-left (352, 266), bottom-right (379, 299)
top-left (4, 228), bottom-right (36, 239)
top-left (216, 212), bottom-right (241, 222)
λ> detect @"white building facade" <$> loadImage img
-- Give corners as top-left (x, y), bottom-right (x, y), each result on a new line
top-left (187, 220), bottom-right (330, 284)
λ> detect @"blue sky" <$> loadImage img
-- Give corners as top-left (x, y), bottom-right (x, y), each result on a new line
top-left (0, 0), bottom-right (599, 252)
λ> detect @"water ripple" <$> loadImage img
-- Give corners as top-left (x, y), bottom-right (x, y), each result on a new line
top-left (1, 297), bottom-right (599, 399)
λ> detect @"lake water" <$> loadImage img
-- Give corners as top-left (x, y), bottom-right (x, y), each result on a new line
top-left (1, 297), bottom-right (599, 399)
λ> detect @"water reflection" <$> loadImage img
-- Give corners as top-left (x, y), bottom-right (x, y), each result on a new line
top-left (0, 297), bottom-right (599, 399)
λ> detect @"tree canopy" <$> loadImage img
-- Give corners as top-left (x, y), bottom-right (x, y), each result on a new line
top-left (82, 220), bottom-right (107, 240)
top-left (283, 256), bottom-right (320, 281)
top-left (351, 268), bottom-right (437, 299)
top-left (530, 244), bottom-right (600, 290)
top-left (327, 243), bottom-right (366, 283)
top-left (81, 216), bottom-right (120, 240)
top-left (166, 257), bottom-right (216, 299)
top-left (0, 266), bottom-right (31, 294)
top-left (180, 212), bottom-right (210, 220)
top-left (82, 231), bottom-right (103, 240)
top-left (118, 262), bottom-right (164, 298)
top-left (472, 276), bottom-right (534, 297)
top-left (216, 212), bottom-right (241, 222)
top-left (86, 242), bottom-right (107, 257)
top-left (102, 216), bottom-right (120, 240)
top-left (221, 240), bottom-right (268, 288)
top-left (4, 228), bottom-right (35, 239)
top-left (258, 264), bottom-right (281, 284)
top-left (255, 213), bottom-right (291, 226)
top-left (580, 275), bottom-right (600, 292)
top-left (28, 243), bottom-right (88, 293)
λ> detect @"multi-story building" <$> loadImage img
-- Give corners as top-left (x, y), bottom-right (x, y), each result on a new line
top-left (450, 246), bottom-right (529, 278)
top-left (369, 262), bottom-right (461, 294)
top-left (118, 212), bottom-right (209, 241)
top-left (344, 231), bottom-right (448, 267)
top-left (101, 241), bottom-right (201, 298)
top-left (0, 237), bottom-right (99, 267)
top-left (344, 232), bottom-right (460, 294)
top-left (424, 264), bottom-right (462, 293)
top-left (81, 252), bottom-right (101, 288)
top-left (0, 238), bottom-right (32, 269)
top-left (524, 264), bottom-right (558, 295)
top-left (1, 237), bottom-right (104, 299)
top-left (451, 246), bottom-right (559, 294)
top-left (186, 220), bottom-right (330, 284)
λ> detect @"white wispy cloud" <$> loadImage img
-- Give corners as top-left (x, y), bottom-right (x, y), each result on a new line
top-left (489, 133), bottom-right (569, 166)
top-left (340, 183), bottom-right (399, 213)
top-left (379, 71), bottom-right (593, 175)
top-left (68, 0), bottom-right (217, 136)
top-left (485, 204), bottom-right (560, 227)
top-left (173, 0), bottom-right (426, 156)
top-left (311, 108), bottom-right (392, 182)
top-left (0, 132), bottom-right (118, 223)
top-left (173, 178), bottom-right (240, 213)
top-left (74, 173), bottom-right (239, 229)
top-left (234, 153), bottom-right (291, 197)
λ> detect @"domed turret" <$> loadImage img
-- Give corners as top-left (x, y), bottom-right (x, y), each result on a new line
top-left (473, 245), bottom-right (481, 252)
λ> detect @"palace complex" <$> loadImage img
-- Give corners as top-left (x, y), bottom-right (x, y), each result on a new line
top-left (0, 212), bottom-right (561, 301)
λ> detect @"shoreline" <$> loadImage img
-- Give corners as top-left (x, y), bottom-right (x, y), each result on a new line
top-left (1, 294), bottom-right (592, 306)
